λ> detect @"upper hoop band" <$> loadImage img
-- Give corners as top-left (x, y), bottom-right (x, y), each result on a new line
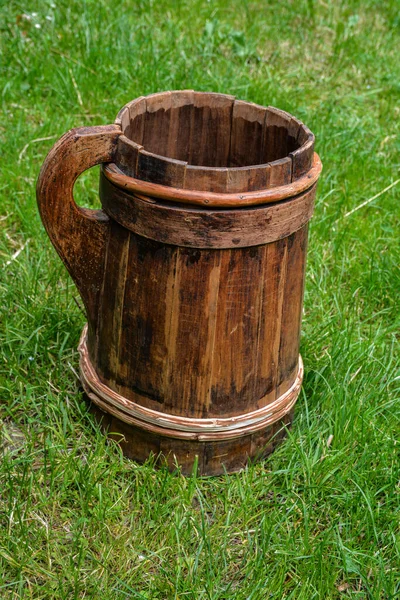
top-left (103, 153), bottom-right (322, 208)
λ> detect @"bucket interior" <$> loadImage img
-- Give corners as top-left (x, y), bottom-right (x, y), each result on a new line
top-left (114, 91), bottom-right (315, 192)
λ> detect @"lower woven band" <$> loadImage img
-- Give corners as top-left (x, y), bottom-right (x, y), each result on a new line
top-left (78, 324), bottom-right (303, 442)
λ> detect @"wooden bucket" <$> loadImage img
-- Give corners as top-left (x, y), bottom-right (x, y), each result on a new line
top-left (37, 91), bottom-right (322, 476)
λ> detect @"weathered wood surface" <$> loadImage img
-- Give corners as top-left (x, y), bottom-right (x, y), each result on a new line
top-left (115, 92), bottom-right (316, 194)
top-left (103, 154), bottom-right (321, 208)
top-left (37, 91), bottom-right (321, 475)
top-left (36, 125), bottom-right (121, 344)
top-left (80, 332), bottom-right (302, 438)
top-left (85, 220), bottom-right (309, 421)
top-left (89, 401), bottom-right (293, 476)
top-left (100, 174), bottom-right (317, 249)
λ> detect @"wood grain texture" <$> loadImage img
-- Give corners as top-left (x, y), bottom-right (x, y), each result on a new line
top-left (114, 91), bottom-right (319, 196)
top-left (80, 327), bottom-right (303, 437)
top-left (262, 106), bottom-right (292, 163)
top-left (190, 92), bottom-right (235, 167)
top-left (268, 156), bottom-right (292, 187)
top-left (208, 246), bottom-right (264, 416)
top-left (137, 149), bottom-right (186, 187)
top-left (38, 92), bottom-right (321, 475)
top-left (167, 90), bottom-right (195, 161)
top-left (114, 235), bottom-right (176, 408)
top-left (184, 165), bottom-right (228, 193)
top-left (277, 224), bottom-right (309, 397)
top-left (103, 153), bottom-right (322, 207)
top-left (226, 164), bottom-right (270, 193)
top-left (89, 400), bottom-right (293, 476)
top-left (100, 171), bottom-right (317, 249)
top-left (95, 219), bottom-right (131, 383)
top-left (85, 216), bottom-right (309, 422)
top-left (253, 238), bottom-right (288, 407)
top-left (162, 248), bottom-right (222, 417)
top-left (126, 96), bottom-right (147, 143)
top-left (290, 137), bottom-right (314, 180)
top-left (142, 91), bottom-right (172, 156)
top-left (36, 125), bottom-right (121, 341)
top-left (229, 100), bottom-right (266, 167)
top-left (116, 135), bottom-right (142, 178)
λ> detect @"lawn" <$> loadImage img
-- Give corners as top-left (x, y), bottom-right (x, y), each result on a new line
top-left (0, 0), bottom-right (399, 598)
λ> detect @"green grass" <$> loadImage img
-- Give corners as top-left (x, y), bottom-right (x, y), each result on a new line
top-left (0, 0), bottom-right (399, 597)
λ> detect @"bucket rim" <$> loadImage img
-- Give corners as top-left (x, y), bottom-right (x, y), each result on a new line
top-left (111, 90), bottom-right (322, 205)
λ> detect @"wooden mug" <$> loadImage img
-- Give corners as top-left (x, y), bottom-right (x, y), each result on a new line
top-left (37, 91), bottom-right (322, 475)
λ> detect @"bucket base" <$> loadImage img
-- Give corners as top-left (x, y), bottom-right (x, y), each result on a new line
top-left (79, 325), bottom-right (302, 476)
top-left (88, 399), bottom-right (294, 476)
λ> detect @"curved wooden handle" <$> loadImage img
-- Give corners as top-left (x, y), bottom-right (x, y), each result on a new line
top-left (37, 125), bottom-right (121, 330)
